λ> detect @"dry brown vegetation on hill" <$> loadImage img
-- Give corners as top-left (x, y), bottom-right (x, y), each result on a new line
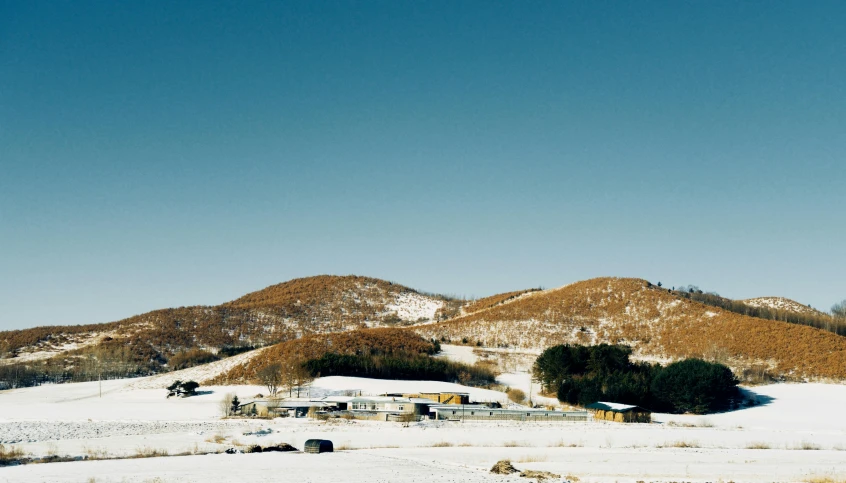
top-left (415, 278), bottom-right (846, 381)
top-left (461, 289), bottom-right (541, 315)
top-left (209, 328), bottom-right (436, 385)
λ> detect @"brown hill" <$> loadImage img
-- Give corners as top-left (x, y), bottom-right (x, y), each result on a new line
top-left (414, 278), bottom-right (846, 381)
top-left (0, 275), bottom-right (454, 376)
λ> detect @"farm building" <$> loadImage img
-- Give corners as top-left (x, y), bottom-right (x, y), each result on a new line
top-left (239, 401), bottom-right (270, 417)
top-left (585, 402), bottom-right (651, 423)
top-left (382, 392), bottom-right (470, 405)
top-left (239, 400), bottom-right (330, 418)
top-left (429, 405), bottom-right (588, 422)
top-left (345, 396), bottom-right (434, 421)
top-left (316, 395), bottom-right (355, 410)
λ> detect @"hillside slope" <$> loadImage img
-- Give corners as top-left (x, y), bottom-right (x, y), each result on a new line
top-left (0, 276), bottom-right (456, 384)
top-left (742, 297), bottom-right (823, 316)
top-left (414, 278), bottom-right (846, 381)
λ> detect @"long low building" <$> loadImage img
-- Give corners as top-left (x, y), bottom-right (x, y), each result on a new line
top-left (585, 401), bottom-right (651, 423)
top-left (429, 405), bottom-right (588, 422)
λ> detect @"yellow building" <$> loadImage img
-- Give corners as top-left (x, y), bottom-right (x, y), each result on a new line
top-left (585, 402), bottom-right (651, 423)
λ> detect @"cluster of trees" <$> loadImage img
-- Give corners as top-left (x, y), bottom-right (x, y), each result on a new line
top-left (302, 352), bottom-right (496, 385)
top-left (168, 349), bottom-right (220, 370)
top-left (533, 344), bottom-right (740, 414)
top-left (214, 328), bottom-right (441, 384)
top-left (166, 380), bottom-right (199, 398)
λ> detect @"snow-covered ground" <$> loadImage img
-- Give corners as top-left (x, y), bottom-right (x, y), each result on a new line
top-left (1, 375), bottom-right (845, 482)
top-left (386, 292), bottom-right (444, 322)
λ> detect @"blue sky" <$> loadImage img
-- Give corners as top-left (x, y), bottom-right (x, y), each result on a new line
top-left (2, 1), bottom-right (844, 329)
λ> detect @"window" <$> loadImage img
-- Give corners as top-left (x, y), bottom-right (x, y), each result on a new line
top-left (452, 410), bottom-right (456, 415)
top-left (490, 412), bottom-right (493, 416)
top-left (398, 405), bottom-right (404, 411)
top-left (470, 412), bottom-right (474, 415)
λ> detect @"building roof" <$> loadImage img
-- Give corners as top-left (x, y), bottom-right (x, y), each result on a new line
top-left (428, 405), bottom-right (588, 415)
top-left (273, 401), bottom-right (328, 408)
top-left (584, 402), bottom-right (649, 413)
top-left (318, 396), bottom-right (355, 403)
top-left (420, 391), bottom-right (470, 395)
top-left (349, 396), bottom-right (413, 404)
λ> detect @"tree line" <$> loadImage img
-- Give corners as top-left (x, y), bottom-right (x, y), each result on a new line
top-left (668, 287), bottom-right (846, 337)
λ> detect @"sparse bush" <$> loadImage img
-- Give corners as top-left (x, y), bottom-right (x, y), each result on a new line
top-left (506, 388), bottom-right (526, 404)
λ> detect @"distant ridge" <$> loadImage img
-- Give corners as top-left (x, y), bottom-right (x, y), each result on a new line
top-left (2, 275), bottom-right (845, 384)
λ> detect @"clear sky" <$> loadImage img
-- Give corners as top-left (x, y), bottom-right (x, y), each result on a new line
top-left (2, 1), bottom-right (844, 330)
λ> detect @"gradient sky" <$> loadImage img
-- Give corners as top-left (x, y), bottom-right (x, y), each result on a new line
top-left (2, 1), bottom-right (845, 330)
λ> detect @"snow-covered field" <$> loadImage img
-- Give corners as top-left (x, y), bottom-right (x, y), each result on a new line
top-left (1, 374), bottom-right (845, 482)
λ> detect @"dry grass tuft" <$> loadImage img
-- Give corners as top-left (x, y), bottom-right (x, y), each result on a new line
top-left (548, 440), bottom-right (583, 447)
top-left (514, 455), bottom-right (548, 463)
top-left (133, 447), bottom-right (170, 458)
top-left (82, 446), bottom-right (109, 460)
top-left (657, 440), bottom-right (700, 448)
top-left (745, 442), bottom-right (771, 450)
top-left (431, 441), bottom-right (453, 448)
top-left (0, 444), bottom-right (27, 465)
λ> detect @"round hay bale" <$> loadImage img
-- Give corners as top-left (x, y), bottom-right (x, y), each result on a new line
top-left (304, 439), bottom-right (333, 454)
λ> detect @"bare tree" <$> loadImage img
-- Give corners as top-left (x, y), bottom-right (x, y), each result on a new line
top-left (292, 362), bottom-right (314, 398)
top-left (257, 363), bottom-right (283, 397)
top-left (832, 300), bottom-right (846, 318)
top-left (220, 392), bottom-right (237, 417)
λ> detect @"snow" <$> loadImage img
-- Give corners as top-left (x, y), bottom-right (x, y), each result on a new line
top-left (126, 348), bottom-right (267, 389)
top-left (588, 401), bottom-right (640, 411)
top-left (0, 451), bottom-right (526, 483)
top-left (385, 292), bottom-right (444, 321)
top-left (743, 297), bottom-right (819, 315)
top-left (434, 344), bottom-right (478, 365)
top-left (1, 376), bottom-right (845, 482)
top-left (310, 376), bottom-right (508, 404)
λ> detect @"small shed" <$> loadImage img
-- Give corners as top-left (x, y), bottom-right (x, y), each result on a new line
top-left (239, 401), bottom-right (270, 417)
top-left (585, 402), bottom-right (651, 423)
top-left (304, 439), bottom-right (333, 454)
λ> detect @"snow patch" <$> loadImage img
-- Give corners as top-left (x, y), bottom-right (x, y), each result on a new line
top-left (385, 292), bottom-right (443, 321)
